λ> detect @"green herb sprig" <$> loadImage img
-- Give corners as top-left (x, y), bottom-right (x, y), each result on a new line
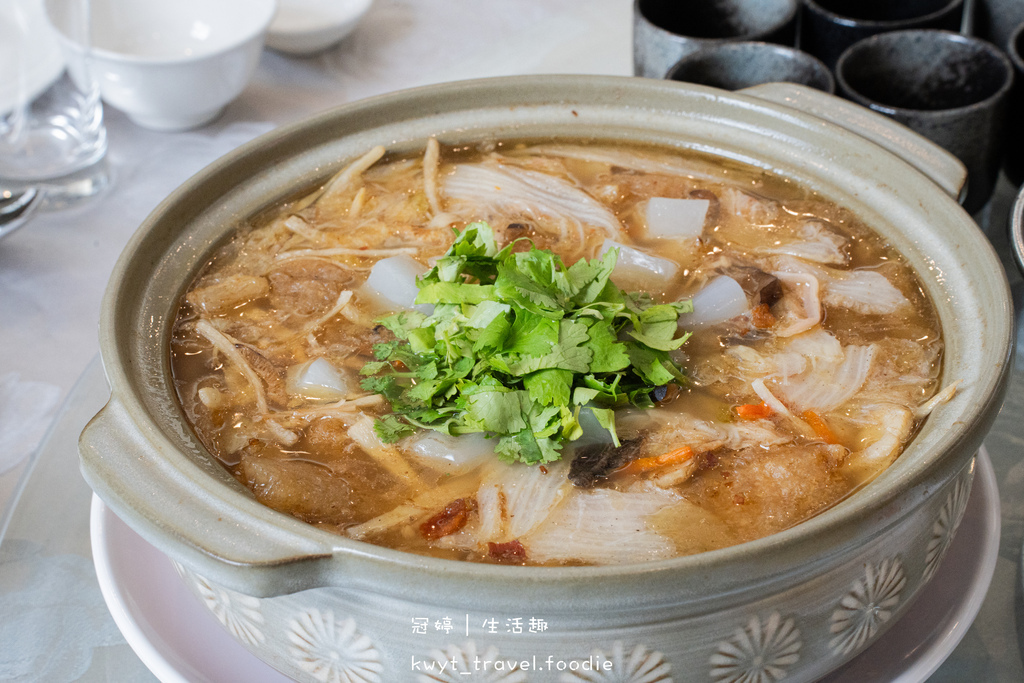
top-left (360, 222), bottom-right (692, 465)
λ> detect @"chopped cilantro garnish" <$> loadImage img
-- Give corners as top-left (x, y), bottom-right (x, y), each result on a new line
top-left (373, 414), bottom-right (417, 442)
top-left (360, 222), bottom-right (692, 464)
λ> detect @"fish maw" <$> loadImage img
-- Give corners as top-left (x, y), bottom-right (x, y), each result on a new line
top-left (687, 445), bottom-right (846, 542)
top-left (268, 259), bottom-right (351, 317)
top-left (240, 451), bottom-right (355, 525)
top-left (186, 274), bottom-right (269, 315)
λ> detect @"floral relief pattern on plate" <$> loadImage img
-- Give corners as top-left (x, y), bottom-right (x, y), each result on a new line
top-left (559, 640), bottom-right (672, 682)
top-left (829, 556), bottom-right (906, 656)
top-left (709, 611), bottom-right (801, 683)
top-left (287, 608), bottom-right (383, 683)
top-left (416, 640), bottom-right (527, 682)
top-left (177, 562), bottom-right (265, 647)
top-left (922, 469), bottom-right (973, 583)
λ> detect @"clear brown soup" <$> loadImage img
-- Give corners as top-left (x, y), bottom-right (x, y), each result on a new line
top-left (170, 140), bottom-right (944, 566)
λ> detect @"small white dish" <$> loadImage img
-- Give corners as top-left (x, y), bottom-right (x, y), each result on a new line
top-left (90, 493), bottom-right (290, 682)
top-left (91, 448), bottom-right (1000, 683)
top-left (45, 0), bottom-right (276, 131)
top-left (822, 445), bottom-right (1000, 682)
top-left (266, 0), bottom-right (374, 56)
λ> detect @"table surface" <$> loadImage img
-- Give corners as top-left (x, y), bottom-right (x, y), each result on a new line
top-left (1, 1), bottom-right (1022, 681)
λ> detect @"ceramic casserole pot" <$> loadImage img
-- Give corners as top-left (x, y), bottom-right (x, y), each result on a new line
top-left (79, 76), bottom-right (1013, 682)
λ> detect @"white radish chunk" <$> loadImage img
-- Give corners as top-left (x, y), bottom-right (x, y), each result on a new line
top-left (403, 431), bottom-right (495, 474)
top-left (645, 197), bottom-right (709, 239)
top-left (286, 358), bottom-right (349, 401)
top-left (600, 239), bottom-right (679, 291)
top-left (359, 254), bottom-right (432, 313)
top-left (676, 276), bottom-right (749, 328)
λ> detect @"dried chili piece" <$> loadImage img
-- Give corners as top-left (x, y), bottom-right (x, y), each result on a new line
top-left (488, 540), bottom-right (527, 564)
top-left (751, 303), bottom-right (776, 329)
top-left (420, 498), bottom-right (474, 540)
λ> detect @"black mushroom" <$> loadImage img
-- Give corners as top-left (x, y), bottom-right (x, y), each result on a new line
top-left (688, 188), bottom-right (720, 226)
top-left (717, 264), bottom-right (782, 308)
top-left (650, 383), bottom-right (681, 404)
top-left (568, 437), bottom-right (645, 488)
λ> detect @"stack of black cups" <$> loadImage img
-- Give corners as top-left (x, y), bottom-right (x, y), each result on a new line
top-left (633, 0), bottom-right (1024, 217)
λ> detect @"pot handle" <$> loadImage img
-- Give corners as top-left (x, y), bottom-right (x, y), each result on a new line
top-left (740, 82), bottom-right (967, 203)
top-left (80, 396), bottom-right (342, 594)
top-left (1012, 185), bottom-right (1024, 276)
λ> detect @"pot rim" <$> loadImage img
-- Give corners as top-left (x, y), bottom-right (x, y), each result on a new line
top-left (83, 74), bottom-right (1013, 600)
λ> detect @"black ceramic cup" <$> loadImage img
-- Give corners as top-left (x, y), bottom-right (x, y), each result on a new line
top-left (665, 42), bottom-right (834, 93)
top-left (836, 30), bottom-right (1014, 214)
top-left (633, 0), bottom-right (798, 79)
top-left (801, 0), bottom-right (964, 69)
top-left (1003, 22), bottom-right (1024, 186)
top-left (974, 0), bottom-right (1024, 51)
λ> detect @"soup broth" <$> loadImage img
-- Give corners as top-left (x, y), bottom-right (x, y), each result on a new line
top-left (170, 140), bottom-right (946, 566)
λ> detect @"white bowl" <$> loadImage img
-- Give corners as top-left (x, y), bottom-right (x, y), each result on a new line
top-left (266, 0), bottom-right (373, 55)
top-left (46, 0), bottom-right (276, 131)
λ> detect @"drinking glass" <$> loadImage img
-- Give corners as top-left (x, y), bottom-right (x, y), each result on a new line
top-left (0, 0), bottom-right (109, 208)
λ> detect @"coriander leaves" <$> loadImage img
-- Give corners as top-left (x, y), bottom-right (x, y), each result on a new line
top-left (360, 222), bottom-right (691, 464)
